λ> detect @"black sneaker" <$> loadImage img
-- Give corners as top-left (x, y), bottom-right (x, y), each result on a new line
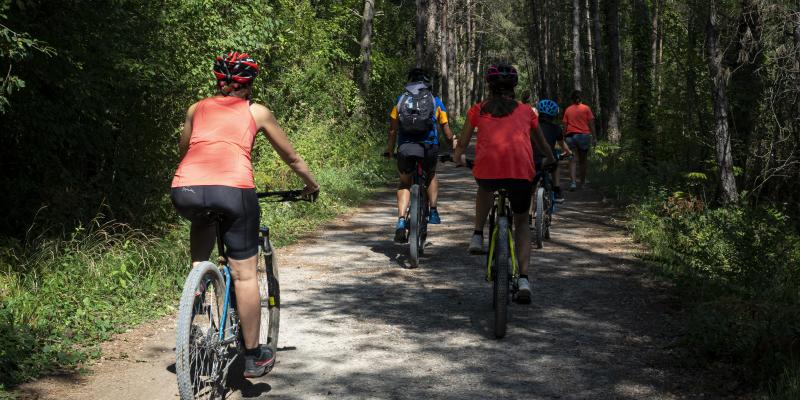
top-left (243, 345), bottom-right (275, 378)
top-left (394, 218), bottom-right (407, 243)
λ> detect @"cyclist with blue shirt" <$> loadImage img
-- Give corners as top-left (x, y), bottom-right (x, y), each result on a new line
top-left (385, 68), bottom-right (455, 243)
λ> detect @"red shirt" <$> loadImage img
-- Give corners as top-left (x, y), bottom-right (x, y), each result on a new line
top-left (562, 103), bottom-right (594, 134)
top-left (468, 102), bottom-right (538, 181)
top-left (172, 96), bottom-right (258, 188)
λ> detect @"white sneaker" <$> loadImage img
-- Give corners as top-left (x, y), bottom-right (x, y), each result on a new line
top-left (468, 234), bottom-right (483, 254)
top-left (517, 277), bottom-right (531, 303)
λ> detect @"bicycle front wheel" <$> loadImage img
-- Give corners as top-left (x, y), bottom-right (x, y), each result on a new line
top-left (544, 191), bottom-right (553, 240)
top-left (493, 218), bottom-right (511, 338)
top-left (534, 187), bottom-right (545, 249)
top-left (176, 262), bottom-right (228, 400)
top-left (408, 184), bottom-right (421, 267)
top-left (257, 248), bottom-right (280, 369)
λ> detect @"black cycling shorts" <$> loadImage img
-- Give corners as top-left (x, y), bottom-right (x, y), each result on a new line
top-left (397, 143), bottom-right (439, 175)
top-left (475, 179), bottom-right (533, 215)
top-left (171, 185), bottom-right (260, 260)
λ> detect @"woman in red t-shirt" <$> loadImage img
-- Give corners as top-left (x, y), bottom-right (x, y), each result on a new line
top-left (454, 64), bottom-right (555, 302)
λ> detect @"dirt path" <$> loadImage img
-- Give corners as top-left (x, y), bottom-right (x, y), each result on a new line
top-left (20, 161), bottom-right (718, 400)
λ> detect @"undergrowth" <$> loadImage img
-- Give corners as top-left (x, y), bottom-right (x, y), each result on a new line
top-left (0, 120), bottom-right (393, 391)
top-left (591, 141), bottom-right (800, 397)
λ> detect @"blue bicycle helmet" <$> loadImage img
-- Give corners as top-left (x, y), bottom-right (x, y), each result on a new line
top-left (536, 99), bottom-right (559, 117)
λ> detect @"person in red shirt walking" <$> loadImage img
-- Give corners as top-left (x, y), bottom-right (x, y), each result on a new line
top-left (562, 90), bottom-right (596, 190)
top-left (454, 64), bottom-right (555, 302)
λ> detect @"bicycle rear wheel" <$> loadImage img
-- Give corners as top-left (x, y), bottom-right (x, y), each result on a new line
top-left (257, 246), bottom-right (280, 370)
top-left (176, 262), bottom-right (228, 400)
top-left (534, 187), bottom-right (545, 249)
top-left (408, 184), bottom-right (421, 267)
top-left (493, 218), bottom-right (510, 338)
top-left (544, 192), bottom-right (553, 240)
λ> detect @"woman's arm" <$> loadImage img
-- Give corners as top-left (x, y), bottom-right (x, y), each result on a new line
top-left (454, 120), bottom-right (474, 166)
top-left (251, 104), bottom-right (319, 193)
top-left (178, 103), bottom-right (199, 159)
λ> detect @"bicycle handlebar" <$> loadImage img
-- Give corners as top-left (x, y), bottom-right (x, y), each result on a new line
top-left (257, 189), bottom-right (318, 202)
top-left (439, 153), bottom-right (474, 169)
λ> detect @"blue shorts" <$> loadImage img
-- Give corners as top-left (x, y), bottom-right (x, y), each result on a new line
top-left (565, 134), bottom-right (592, 152)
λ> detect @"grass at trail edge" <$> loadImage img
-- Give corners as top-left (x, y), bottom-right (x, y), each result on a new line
top-left (0, 152), bottom-right (394, 394)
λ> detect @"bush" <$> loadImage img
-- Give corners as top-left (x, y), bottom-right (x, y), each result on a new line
top-left (627, 190), bottom-right (800, 389)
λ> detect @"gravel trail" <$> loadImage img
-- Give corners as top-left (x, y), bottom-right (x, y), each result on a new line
top-left (20, 161), bottom-right (714, 400)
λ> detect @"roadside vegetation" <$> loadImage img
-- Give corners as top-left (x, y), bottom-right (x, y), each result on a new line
top-left (592, 142), bottom-right (800, 398)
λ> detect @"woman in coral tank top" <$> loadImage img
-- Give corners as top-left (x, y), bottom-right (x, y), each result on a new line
top-left (454, 64), bottom-right (556, 303)
top-left (171, 52), bottom-right (319, 378)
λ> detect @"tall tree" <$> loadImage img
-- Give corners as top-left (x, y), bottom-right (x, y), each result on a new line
top-left (425, 0), bottom-right (438, 72)
top-left (590, 0), bottom-right (605, 138)
top-left (359, 0), bottom-right (375, 94)
top-left (605, 0), bottom-right (622, 143)
top-left (632, 0), bottom-right (654, 162)
top-left (729, 0), bottom-right (763, 176)
top-left (572, 0), bottom-right (582, 91)
top-left (529, 0), bottom-right (550, 98)
top-left (585, 0), bottom-right (601, 137)
top-left (706, 0), bottom-right (738, 204)
top-left (415, 0), bottom-right (425, 67)
top-left (439, 0), bottom-right (449, 100)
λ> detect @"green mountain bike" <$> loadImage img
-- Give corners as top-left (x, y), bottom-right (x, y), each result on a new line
top-left (486, 189), bottom-right (520, 339)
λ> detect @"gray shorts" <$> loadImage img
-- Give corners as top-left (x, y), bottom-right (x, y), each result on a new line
top-left (565, 134), bottom-right (592, 152)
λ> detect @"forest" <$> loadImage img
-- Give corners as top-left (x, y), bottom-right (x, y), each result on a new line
top-left (1, 0), bottom-right (799, 398)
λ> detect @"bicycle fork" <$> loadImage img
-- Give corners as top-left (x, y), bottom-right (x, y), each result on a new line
top-left (485, 219), bottom-right (519, 282)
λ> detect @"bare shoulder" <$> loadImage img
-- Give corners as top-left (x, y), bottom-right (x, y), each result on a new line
top-left (186, 101), bottom-right (201, 116)
top-left (249, 103), bottom-right (272, 117)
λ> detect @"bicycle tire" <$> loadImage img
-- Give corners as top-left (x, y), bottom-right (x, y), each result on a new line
top-left (257, 249), bottom-right (280, 371)
top-left (176, 262), bottom-right (228, 400)
top-left (419, 190), bottom-right (428, 257)
top-left (534, 187), bottom-right (545, 249)
top-left (408, 184), bottom-right (421, 267)
top-left (544, 192), bottom-right (553, 240)
top-left (493, 217), bottom-right (510, 338)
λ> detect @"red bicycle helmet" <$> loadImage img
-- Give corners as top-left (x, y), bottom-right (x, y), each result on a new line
top-left (213, 51), bottom-right (259, 92)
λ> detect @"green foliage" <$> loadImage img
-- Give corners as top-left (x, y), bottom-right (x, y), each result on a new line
top-left (594, 144), bottom-right (800, 394)
top-left (0, 0), bottom-right (404, 392)
top-left (0, 222), bottom-right (188, 387)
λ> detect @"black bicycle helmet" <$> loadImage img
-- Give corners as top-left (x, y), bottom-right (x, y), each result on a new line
top-left (407, 67), bottom-right (431, 84)
top-left (485, 64), bottom-right (518, 87)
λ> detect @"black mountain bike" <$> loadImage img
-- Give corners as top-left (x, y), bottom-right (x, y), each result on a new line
top-left (175, 189), bottom-right (314, 400)
top-left (405, 158), bottom-right (429, 267)
top-left (531, 154), bottom-right (571, 248)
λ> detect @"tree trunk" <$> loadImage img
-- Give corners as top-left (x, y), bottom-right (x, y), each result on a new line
top-left (358, 0), bottom-right (375, 94)
top-left (529, 0), bottom-right (549, 98)
top-left (470, 1), bottom-right (484, 103)
top-left (572, 0), bottom-right (582, 91)
top-left (707, 0), bottom-right (738, 205)
top-left (425, 0), bottom-right (437, 72)
top-left (591, 0), bottom-right (605, 138)
top-left (446, 5), bottom-right (456, 115)
top-left (605, 0), bottom-right (622, 143)
top-left (415, 0), bottom-right (425, 67)
top-left (585, 0), bottom-right (601, 137)
top-left (651, 0), bottom-right (661, 85)
top-left (439, 0), bottom-right (448, 100)
top-left (632, 0), bottom-right (654, 163)
top-left (466, 0), bottom-right (475, 106)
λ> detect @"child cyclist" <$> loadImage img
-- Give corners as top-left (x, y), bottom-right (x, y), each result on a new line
top-left (454, 64), bottom-right (556, 303)
top-left (533, 99), bottom-right (571, 203)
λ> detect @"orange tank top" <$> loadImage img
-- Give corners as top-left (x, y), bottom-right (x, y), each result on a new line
top-left (171, 96), bottom-right (258, 189)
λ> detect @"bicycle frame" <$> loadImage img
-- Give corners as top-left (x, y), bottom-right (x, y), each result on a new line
top-left (485, 192), bottom-right (519, 282)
